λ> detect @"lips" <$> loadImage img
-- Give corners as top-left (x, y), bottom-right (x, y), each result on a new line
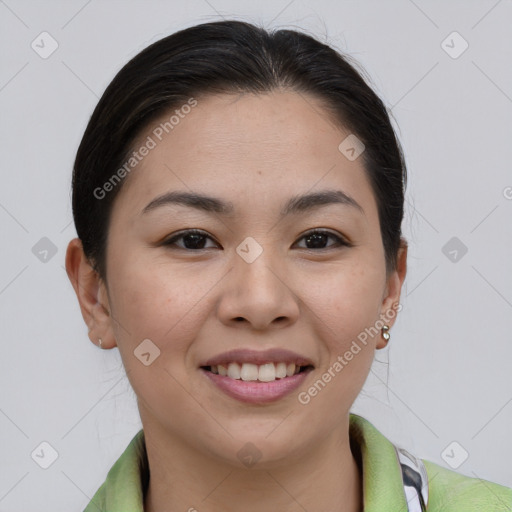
top-left (199, 348), bottom-right (315, 368)
top-left (199, 348), bottom-right (315, 403)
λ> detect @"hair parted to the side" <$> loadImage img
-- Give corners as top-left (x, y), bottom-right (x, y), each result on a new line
top-left (71, 20), bottom-right (407, 282)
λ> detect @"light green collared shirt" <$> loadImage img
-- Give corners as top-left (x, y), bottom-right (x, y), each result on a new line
top-left (84, 414), bottom-right (511, 511)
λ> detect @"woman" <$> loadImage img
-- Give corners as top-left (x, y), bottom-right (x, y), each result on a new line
top-left (65, 20), bottom-right (511, 512)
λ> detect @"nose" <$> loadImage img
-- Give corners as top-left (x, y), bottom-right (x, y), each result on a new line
top-left (216, 248), bottom-right (300, 331)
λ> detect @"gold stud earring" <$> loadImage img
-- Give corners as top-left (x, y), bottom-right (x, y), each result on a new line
top-left (381, 325), bottom-right (390, 342)
top-left (98, 338), bottom-right (103, 349)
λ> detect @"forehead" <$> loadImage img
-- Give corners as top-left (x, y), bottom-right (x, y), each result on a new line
top-left (112, 91), bottom-right (376, 220)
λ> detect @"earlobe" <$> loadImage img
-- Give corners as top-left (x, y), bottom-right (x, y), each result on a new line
top-left (65, 238), bottom-right (115, 348)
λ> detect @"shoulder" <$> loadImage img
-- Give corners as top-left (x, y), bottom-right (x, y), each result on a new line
top-left (349, 413), bottom-right (511, 511)
top-left (83, 429), bottom-right (147, 512)
top-left (422, 459), bottom-right (512, 511)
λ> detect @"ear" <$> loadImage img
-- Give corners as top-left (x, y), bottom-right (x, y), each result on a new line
top-left (376, 238), bottom-right (407, 349)
top-left (65, 238), bottom-right (116, 349)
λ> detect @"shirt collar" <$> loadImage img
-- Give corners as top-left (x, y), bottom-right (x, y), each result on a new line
top-left (85, 414), bottom-right (409, 511)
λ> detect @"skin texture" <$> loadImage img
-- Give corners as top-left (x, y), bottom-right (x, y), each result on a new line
top-left (66, 90), bottom-right (407, 512)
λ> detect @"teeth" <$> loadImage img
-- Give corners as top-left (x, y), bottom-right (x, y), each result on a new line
top-left (240, 363), bottom-right (259, 381)
top-left (227, 362), bottom-right (241, 380)
top-left (257, 363), bottom-right (276, 382)
top-left (275, 362), bottom-right (287, 379)
top-left (209, 362), bottom-right (307, 382)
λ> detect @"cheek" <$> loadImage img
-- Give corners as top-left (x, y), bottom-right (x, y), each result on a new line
top-left (296, 264), bottom-right (382, 414)
top-left (107, 254), bottom-right (223, 370)
top-left (107, 256), bottom-right (189, 350)
top-left (106, 260), bottom-right (203, 408)
top-left (110, 248), bottom-right (181, 313)
top-left (299, 258), bottom-right (385, 345)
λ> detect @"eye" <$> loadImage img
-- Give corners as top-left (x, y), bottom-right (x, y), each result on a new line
top-left (294, 229), bottom-right (351, 250)
top-left (162, 229), bottom-right (220, 250)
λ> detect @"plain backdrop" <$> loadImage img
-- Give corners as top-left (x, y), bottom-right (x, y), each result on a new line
top-left (0, 0), bottom-right (511, 510)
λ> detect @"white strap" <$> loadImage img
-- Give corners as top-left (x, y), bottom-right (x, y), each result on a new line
top-left (395, 446), bottom-right (429, 512)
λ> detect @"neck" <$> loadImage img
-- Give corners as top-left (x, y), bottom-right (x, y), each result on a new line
top-left (143, 417), bottom-right (363, 512)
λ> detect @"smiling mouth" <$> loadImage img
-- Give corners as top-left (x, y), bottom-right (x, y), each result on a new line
top-left (200, 362), bottom-right (314, 383)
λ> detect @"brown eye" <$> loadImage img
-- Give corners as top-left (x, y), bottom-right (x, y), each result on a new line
top-left (163, 229), bottom-right (219, 250)
top-left (295, 230), bottom-right (350, 250)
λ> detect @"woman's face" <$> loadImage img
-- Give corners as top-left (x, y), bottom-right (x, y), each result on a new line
top-left (94, 91), bottom-right (405, 466)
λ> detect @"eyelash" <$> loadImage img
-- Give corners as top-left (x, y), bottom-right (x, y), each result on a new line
top-left (162, 229), bottom-right (352, 251)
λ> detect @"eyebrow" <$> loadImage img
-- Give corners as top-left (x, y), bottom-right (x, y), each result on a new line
top-left (140, 189), bottom-right (364, 217)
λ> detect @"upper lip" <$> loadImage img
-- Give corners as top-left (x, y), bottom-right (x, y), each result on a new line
top-left (200, 348), bottom-right (315, 368)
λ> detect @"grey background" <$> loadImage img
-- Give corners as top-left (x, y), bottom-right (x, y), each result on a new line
top-left (0, 0), bottom-right (511, 510)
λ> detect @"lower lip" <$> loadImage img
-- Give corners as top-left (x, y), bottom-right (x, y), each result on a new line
top-left (200, 368), bottom-right (312, 404)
